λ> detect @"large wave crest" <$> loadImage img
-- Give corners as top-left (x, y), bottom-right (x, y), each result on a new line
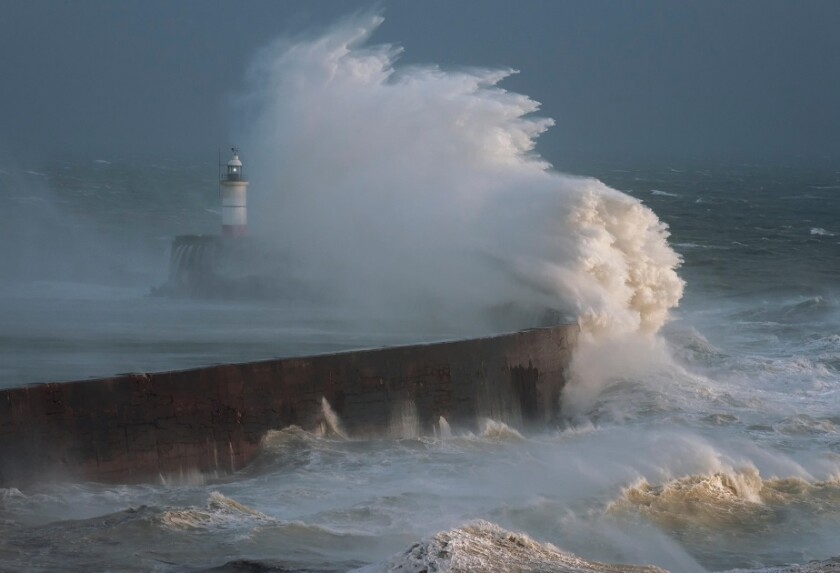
top-left (239, 15), bottom-right (684, 408)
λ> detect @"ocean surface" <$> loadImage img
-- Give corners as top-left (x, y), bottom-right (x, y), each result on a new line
top-left (0, 158), bottom-right (838, 572)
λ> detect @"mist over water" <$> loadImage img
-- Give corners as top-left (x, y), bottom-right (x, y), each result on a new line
top-left (2, 13), bottom-right (840, 573)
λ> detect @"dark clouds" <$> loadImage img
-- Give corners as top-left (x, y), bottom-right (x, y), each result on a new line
top-left (1, 0), bottom-right (838, 164)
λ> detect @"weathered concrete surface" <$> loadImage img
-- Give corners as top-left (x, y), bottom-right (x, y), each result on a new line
top-left (0, 325), bottom-right (577, 486)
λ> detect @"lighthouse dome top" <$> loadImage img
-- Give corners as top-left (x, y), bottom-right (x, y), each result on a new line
top-left (223, 148), bottom-right (246, 182)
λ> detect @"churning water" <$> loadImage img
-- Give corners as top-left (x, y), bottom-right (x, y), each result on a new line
top-left (1, 14), bottom-right (840, 573)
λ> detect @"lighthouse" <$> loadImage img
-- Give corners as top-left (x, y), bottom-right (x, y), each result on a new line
top-left (220, 148), bottom-right (248, 237)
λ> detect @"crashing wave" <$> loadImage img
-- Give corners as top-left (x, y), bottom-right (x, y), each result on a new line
top-left (478, 418), bottom-right (525, 441)
top-left (608, 468), bottom-right (840, 533)
top-left (238, 13), bottom-right (687, 417)
top-left (319, 396), bottom-right (349, 439)
top-left (359, 520), bottom-right (667, 573)
top-left (160, 491), bottom-right (271, 530)
top-left (241, 14), bottom-right (683, 340)
top-left (358, 519), bottom-right (840, 573)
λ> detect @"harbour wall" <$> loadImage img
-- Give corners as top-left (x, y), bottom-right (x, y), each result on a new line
top-left (0, 324), bottom-right (578, 486)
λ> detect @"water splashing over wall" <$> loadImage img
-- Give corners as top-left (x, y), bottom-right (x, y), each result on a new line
top-left (320, 397), bottom-right (348, 439)
top-left (240, 15), bottom-right (684, 409)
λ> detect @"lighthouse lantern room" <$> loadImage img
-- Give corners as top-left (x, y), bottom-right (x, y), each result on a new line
top-left (220, 147), bottom-right (249, 237)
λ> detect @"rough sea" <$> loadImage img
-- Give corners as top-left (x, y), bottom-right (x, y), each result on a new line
top-left (1, 156), bottom-right (838, 573)
top-left (2, 16), bottom-right (840, 573)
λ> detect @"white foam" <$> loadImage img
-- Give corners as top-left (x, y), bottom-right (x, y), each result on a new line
top-left (438, 416), bottom-right (452, 438)
top-left (160, 491), bottom-right (271, 530)
top-left (479, 418), bottom-right (525, 441)
top-left (358, 520), bottom-right (669, 572)
top-left (389, 400), bottom-right (420, 439)
top-left (321, 396), bottom-right (348, 439)
top-left (240, 14), bottom-right (683, 342)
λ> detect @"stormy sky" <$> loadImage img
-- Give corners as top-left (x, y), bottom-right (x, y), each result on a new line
top-left (1, 0), bottom-right (838, 165)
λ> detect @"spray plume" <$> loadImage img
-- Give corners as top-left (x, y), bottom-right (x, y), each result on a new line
top-left (240, 15), bottom-right (684, 410)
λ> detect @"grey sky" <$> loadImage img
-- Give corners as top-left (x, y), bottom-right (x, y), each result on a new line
top-left (1, 0), bottom-right (838, 164)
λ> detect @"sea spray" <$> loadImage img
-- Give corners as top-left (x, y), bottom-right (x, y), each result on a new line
top-left (320, 397), bottom-right (348, 439)
top-left (438, 416), bottom-right (452, 438)
top-left (239, 14), bottom-right (684, 370)
top-left (389, 400), bottom-right (420, 439)
top-left (479, 418), bottom-right (525, 441)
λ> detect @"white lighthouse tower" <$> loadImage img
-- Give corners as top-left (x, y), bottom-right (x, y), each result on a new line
top-left (220, 147), bottom-right (248, 237)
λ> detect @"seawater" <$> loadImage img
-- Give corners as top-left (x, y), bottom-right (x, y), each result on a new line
top-left (1, 159), bottom-right (838, 573)
top-left (2, 18), bottom-right (840, 573)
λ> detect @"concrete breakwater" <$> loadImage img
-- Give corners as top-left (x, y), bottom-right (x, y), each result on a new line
top-left (154, 235), bottom-right (308, 300)
top-left (0, 324), bottom-right (577, 486)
